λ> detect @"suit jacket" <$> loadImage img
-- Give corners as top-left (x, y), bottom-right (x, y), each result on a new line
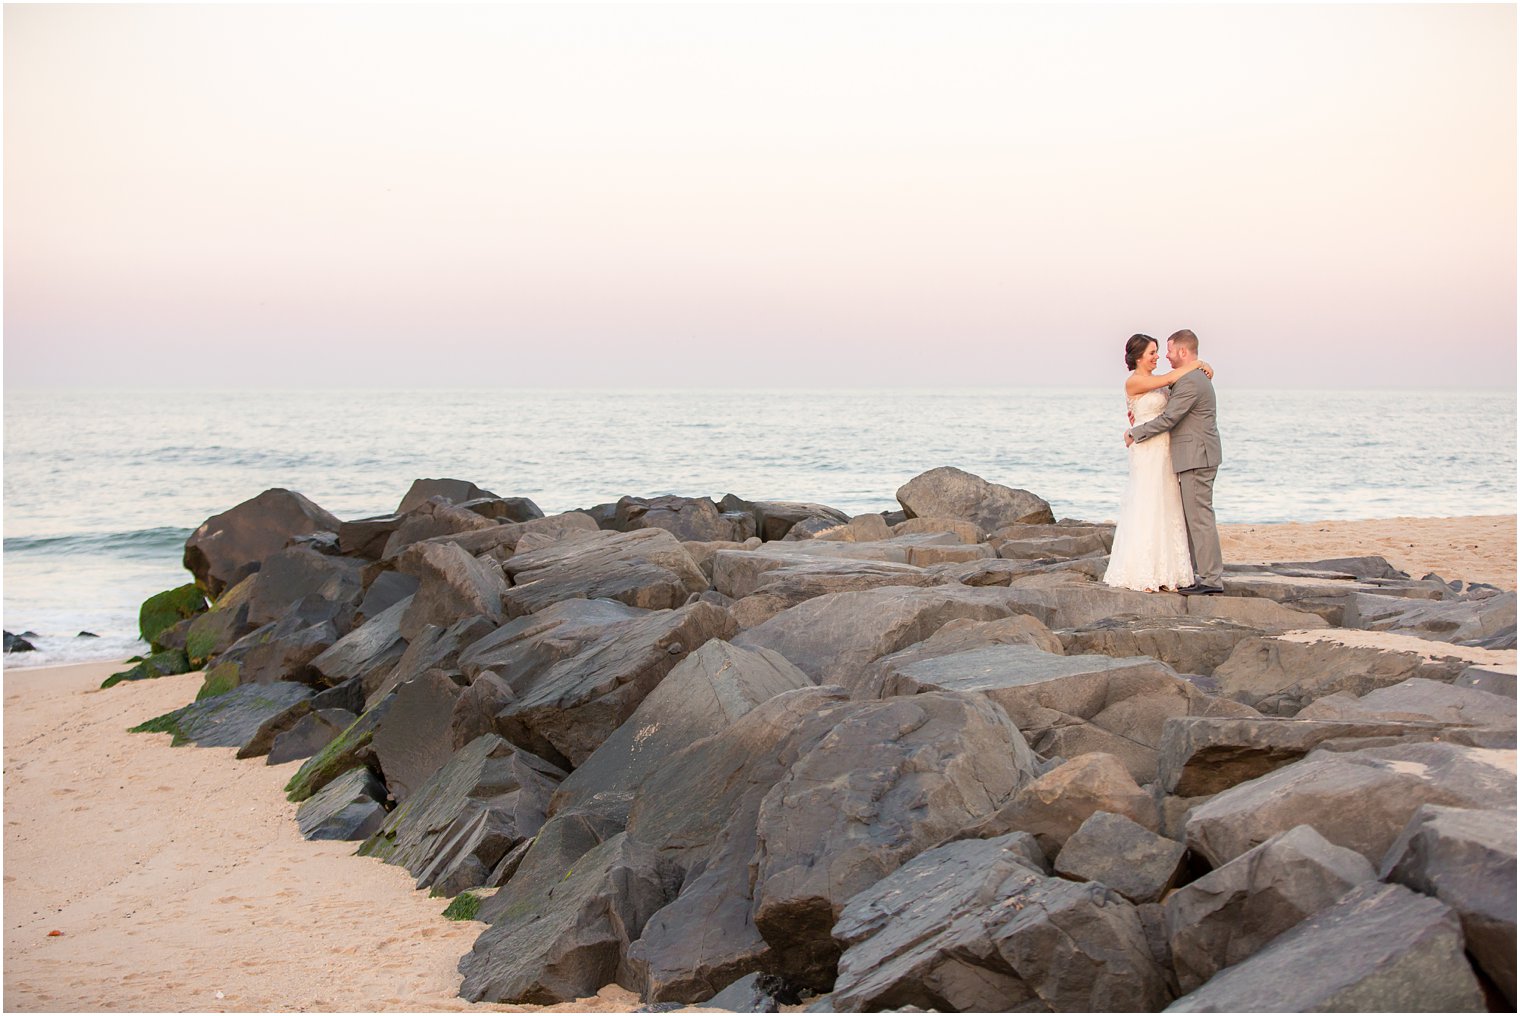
top-left (1128, 370), bottom-right (1222, 473)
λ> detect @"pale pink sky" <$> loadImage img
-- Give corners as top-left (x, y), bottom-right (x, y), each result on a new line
top-left (4, 3), bottom-right (1515, 388)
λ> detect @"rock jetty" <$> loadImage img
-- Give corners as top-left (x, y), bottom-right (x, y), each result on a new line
top-left (122, 470), bottom-right (1517, 1011)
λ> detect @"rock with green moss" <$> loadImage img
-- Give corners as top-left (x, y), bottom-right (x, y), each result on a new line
top-left (196, 661), bottom-right (240, 700)
top-left (102, 649), bottom-right (191, 689)
top-left (130, 681), bottom-right (313, 751)
top-left (285, 693), bottom-right (397, 803)
top-left (184, 574), bottom-right (259, 668)
top-left (139, 584), bottom-right (208, 651)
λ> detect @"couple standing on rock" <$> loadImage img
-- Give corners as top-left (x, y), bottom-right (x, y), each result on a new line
top-left (1103, 328), bottom-right (1225, 595)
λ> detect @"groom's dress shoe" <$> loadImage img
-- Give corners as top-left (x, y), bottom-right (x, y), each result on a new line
top-left (1179, 584), bottom-right (1224, 596)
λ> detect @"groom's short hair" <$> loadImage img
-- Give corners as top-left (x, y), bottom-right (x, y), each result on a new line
top-left (1168, 329), bottom-right (1198, 354)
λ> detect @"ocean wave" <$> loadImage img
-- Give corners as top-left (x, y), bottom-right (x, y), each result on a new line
top-left (4, 526), bottom-right (192, 558)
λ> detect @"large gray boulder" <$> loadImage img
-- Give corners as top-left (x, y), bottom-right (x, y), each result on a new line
top-left (380, 497), bottom-right (499, 560)
top-left (831, 834), bottom-right (1169, 1013)
top-left (245, 546), bottom-right (364, 629)
top-left (364, 614), bottom-right (496, 709)
top-left (608, 494), bottom-right (748, 543)
top-left (309, 595), bottom-right (412, 689)
top-left (749, 691), bottom-right (1037, 988)
top-left (1185, 741), bottom-right (1516, 867)
top-left (1212, 628), bottom-right (1512, 715)
top-left (267, 707), bottom-right (357, 765)
top-left (457, 831), bottom-right (680, 1004)
top-left (183, 487), bottom-right (343, 599)
top-left (503, 529), bottom-right (709, 617)
top-left (369, 670), bottom-right (464, 804)
top-left (718, 496), bottom-right (851, 542)
top-left (550, 640), bottom-right (813, 820)
top-left (1164, 883), bottom-right (1484, 1012)
top-left (295, 766), bottom-right (390, 841)
top-left (457, 597), bottom-right (648, 683)
top-left (495, 601), bottom-right (738, 769)
top-left (397, 477), bottom-right (499, 514)
top-left (1053, 811), bottom-right (1187, 904)
top-left (1164, 824), bottom-right (1375, 993)
top-left (394, 541), bottom-right (508, 641)
top-left (896, 466), bottom-right (1054, 529)
top-left (1371, 590), bottom-right (1517, 646)
top-left (1381, 803), bottom-right (1517, 1003)
top-left (958, 751), bottom-right (1156, 856)
top-left (359, 734), bottom-right (564, 894)
top-left (418, 511), bottom-right (601, 562)
top-left (624, 687), bottom-right (853, 1003)
top-left (732, 585), bottom-right (1020, 690)
top-left (205, 604), bottom-right (341, 692)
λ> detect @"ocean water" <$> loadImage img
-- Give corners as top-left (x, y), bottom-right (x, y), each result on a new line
top-left (4, 387), bottom-right (1515, 669)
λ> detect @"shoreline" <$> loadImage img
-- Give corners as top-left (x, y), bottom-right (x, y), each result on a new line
top-left (4, 516), bottom-right (1515, 674)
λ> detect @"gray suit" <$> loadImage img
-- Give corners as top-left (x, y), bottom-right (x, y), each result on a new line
top-left (1127, 370), bottom-right (1223, 586)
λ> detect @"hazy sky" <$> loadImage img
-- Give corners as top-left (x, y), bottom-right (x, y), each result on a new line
top-left (4, 3), bottom-right (1515, 388)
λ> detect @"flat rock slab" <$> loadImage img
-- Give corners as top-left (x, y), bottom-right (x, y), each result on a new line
top-left (457, 597), bottom-right (648, 684)
top-left (1164, 882), bottom-right (1484, 1012)
top-left (1381, 803), bottom-right (1517, 1004)
top-left (359, 733), bottom-right (563, 894)
top-left (1154, 713), bottom-right (1465, 797)
top-left (831, 834), bottom-right (1168, 1013)
top-left (1058, 614), bottom-right (1277, 678)
top-left (1053, 811), bottom-right (1186, 904)
top-left (135, 681), bottom-right (314, 752)
top-left (1298, 676), bottom-right (1517, 731)
top-left (295, 766), bottom-right (390, 841)
top-left (1163, 824), bottom-right (1375, 993)
top-left (1185, 741), bottom-right (1517, 867)
top-left (496, 601), bottom-right (738, 769)
top-left (726, 560), bottom-right (942, 629)
top-left (732, 585), bottom-right (1020, 691)
top-left (1455, 662), bottom-right (1518, 698)
top-left (884, 642), bottom-right (1253, 783)
top-left (858, 615), bottom-right (1062, 699)
top-left (1212, 627), bottom-right (1517, 716)
top-left (504, 529), bottom-right (709, 617)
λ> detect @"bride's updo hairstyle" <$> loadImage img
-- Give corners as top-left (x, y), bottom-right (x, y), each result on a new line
top-left (1125, 334), bottom-right (1157, 370)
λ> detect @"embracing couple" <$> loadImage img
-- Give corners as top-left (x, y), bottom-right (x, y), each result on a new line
top-left (1103, 328), bottom-right (1223, 595)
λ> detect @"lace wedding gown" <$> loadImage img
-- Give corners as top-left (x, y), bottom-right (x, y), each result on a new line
top-left (1103, 388), bottom-right (1196, 591)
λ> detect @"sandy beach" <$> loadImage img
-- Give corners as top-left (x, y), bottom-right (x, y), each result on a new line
top-left (3, 515), bottom-right (1514, 1012)
top-left (1220, 514), bottom-right (1516, 591)
top-left (2, 663), bottom-right (641, 1013)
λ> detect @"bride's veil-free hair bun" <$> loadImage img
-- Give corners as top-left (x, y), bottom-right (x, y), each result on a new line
top-left (1125, 334), bottom-right (1157, 370)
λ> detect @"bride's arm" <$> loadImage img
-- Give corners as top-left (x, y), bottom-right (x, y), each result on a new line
top-left (1125, 360), bottom-right (1212, 395)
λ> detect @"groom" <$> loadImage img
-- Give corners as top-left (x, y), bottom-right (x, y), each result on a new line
top-left (1125, 329), bottom-right (1224, 594)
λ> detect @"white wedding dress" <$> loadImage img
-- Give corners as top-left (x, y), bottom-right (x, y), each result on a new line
top-left (1103, 387), bottom-right (1196, 591)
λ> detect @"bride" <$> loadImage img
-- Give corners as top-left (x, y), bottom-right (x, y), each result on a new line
top-left (1103, 334), bottom-right (1212, 592)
